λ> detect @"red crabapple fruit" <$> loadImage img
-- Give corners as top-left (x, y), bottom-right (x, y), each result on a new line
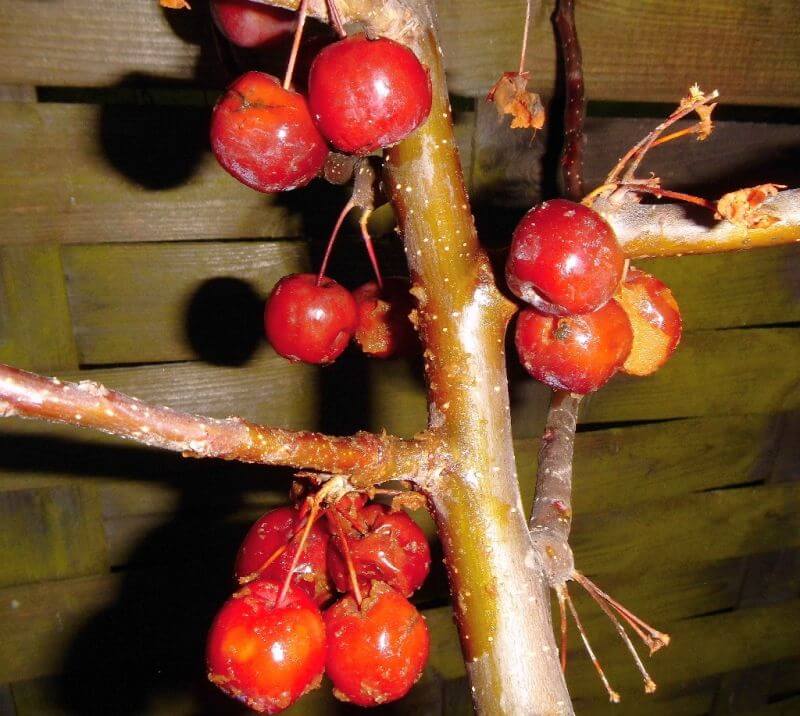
top-left (515, 300), bottom-right (633, 394)
top-left (264, 273), bottom-right (358, 365)
top-left (506, 199), bottom-right (625, 315)
top-left (307, 34), bottom-right (432, 155)
top-left (211, 72), bottom-right (328, 193)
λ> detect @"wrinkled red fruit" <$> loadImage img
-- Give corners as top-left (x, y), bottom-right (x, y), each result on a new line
top-left (211, 72), bottom-right (328, 193)
top-left (506, 199), bottom-right (625, 315)
top-left (352, 278), bottom-right (418, 358)
top-left (515, 300), bottom-right (633, 394)
top-left (264, 273), bottom-right (358, 365)
top-left (324, 582), bottom-right (430, 707)
top-left (207, 579), bottom-right (326, 714)
top-left (616, 268), bottom-right (682, 376)
top-left (328, 503), bottom-right (430, 597)
top-left (211, 0), bottom-right (296, 48)
top-left (234, 506), bottom-right (332, 605)
top-left (308, 34), bottom-right (432, 155)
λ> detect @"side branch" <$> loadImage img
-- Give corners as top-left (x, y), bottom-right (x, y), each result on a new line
top-left (0, 364), bottom-right (427, 486)
top-left (601, 188), bottom-right (800, 258)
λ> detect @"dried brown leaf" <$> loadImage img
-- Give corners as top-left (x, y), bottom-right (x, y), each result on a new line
top-left (715, 183), bottom-right (786, 229)
top-left (159, 0), bottom-right (191, 9)
top-left (487, 72), bottom-right (545, 132)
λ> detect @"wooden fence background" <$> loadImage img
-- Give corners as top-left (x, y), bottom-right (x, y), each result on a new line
top-left (0, 1), bottom-right (798, 714)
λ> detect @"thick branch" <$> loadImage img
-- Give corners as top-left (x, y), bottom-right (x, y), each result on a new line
top-left (0, 364), bottom-right (427, 486)
top-left (600, 188), bottom-right (800, 258)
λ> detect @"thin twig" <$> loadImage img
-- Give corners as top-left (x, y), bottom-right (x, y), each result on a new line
top-left (553, 0), bottom-right (585, 199)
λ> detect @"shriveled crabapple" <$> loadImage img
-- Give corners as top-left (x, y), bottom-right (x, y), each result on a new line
top-left (210, 72), bottom-right (328, 193)
top-left (206, 579), bottom-right (326, 714)
top-left (307, 34), bottom-right (433, 155)
top-left (324, 581), bottom-right (430, 707)
top-left (264, 273), bottom-right (358, 365)
top-left (616, 267), bottom-right (682, 376)
top-left (506, 199), bottom-right (625, 315)
top-left (210, 0), bottom-right (296, 48)
top-left (327, 502), bottom-right (431, 597)
top-left (234, 506), bottom-right (332, 605)
top-left (352, 278), bottom-right (418, 358)
top-left (515, 300), bottom-right (633, 394)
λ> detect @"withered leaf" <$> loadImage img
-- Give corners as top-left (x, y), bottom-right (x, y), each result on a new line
top-left (390, 491), bottom-right (428, 513)
top-left (715, 183), bottom-right (786, 229)
top-left (487, 71), bottom-right (545, 132)
top-left (159, 0), bottom-right (191, 9)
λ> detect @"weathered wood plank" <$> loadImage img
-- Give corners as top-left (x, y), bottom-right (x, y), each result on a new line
top-left (58, 241), bottom-right (800, 364)
top-left (0, 245), bottom-right (79, 372)
top-left (0, 1), bottom-right (798, 103)
top-left (0, 103), bottom-right (302, 244)
top-left (370, 329), bottom-right (800, 435)
top-left (0, 485), bottom-right (108, 588)
top-left (62, 240), bottom-right (308, 364)
top-left (571, 483), bottom-right (800, 576)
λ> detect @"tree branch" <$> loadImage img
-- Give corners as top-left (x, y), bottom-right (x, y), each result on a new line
top-left (600, 188), bottom-right (800, 258)
top-left (0, 363), bottom-right (429, 486)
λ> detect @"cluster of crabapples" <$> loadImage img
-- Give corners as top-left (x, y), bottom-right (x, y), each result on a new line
top-left (207, 492), bottom-right (432, 712)
top-left (208, 0), bottom-right (432, 364)
top-left (508, 199), bottom-right (683, 393)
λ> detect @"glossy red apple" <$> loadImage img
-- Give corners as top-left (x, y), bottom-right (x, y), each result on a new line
top-left (307, 34), bottom-right (432, 155)
top-left (515, 300), bottom-right (633, 394)
top-left (324, 582), bottom-right (430, 707)
top-left (506, 199), bottom-right (625, 315)
top-left (207, 579), bottom-right (326, 714)
top-left (211, 0), bottom-right (296, 48)
top-left (211, 72), bottom-right (329, 193)
top-left (264, 273), bottom-right (358, 365)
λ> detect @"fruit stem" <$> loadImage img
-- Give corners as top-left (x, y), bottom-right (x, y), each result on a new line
top-left (518, 0), bottom-right (532, 76)
top-left (317, 199), bottom-right (355, 286)
top-left (325, 0), bottom-right (348, 38)
top-left (359, 209), bottom-right (384, 289)
top-left (329, 509), bottom-right (363, 605)
top-left (276, 498), bottom-right (319, 607)
top-left (283, 0), bottom-right (310, 90)
top-left (617, 183), bottom-right (717, 212)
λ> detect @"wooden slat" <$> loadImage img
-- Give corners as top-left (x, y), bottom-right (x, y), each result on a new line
top-left (0, 245), bottom-right (79, 371)
top-left (571, 483), bottom-right (800, 576)
top-left (62, 240), bottom-right (308, 364)
top-left (370, 329), bottom-right (800, 436)
top-left (0, 103), bottom-right (302, 244)
top-left (0, 485), bottom-right (107, 588)
top-left (0, 1), bottom-right (798, 103)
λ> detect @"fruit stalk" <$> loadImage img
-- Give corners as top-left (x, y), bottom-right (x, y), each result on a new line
top-left (382, 13), bottom-right (573, 715)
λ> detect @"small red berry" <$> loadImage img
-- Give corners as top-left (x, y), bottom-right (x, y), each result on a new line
top-left (264, 273), bottom-right (358, 365)
top-left (307, 34), bottom-right (432, 155)
top-left (207, 579), bottom-right (326, 714)
top-left (324, 582), bottom-right (430, 707)
top-left (211, 0), bottom-right (296, 48)
top-left (328, 503), bottom-right (431, 597)
top-left (211, 72), bottom-right (329, 193)
top-left (515, 300), bottom-right (633, 394)
top-left (234, 506), bottom-right (333, 605)
top-left (352, 278), bottom-right (418, 358)
top-left (616, 268), bottom-right (682, 376)
top-left (506, 199), bottom-right (625, 315)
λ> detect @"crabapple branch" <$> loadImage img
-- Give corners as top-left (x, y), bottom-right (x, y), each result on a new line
top-left (599, 188), bottom-right (800, 258)
top-left (0, 363), bottom-right (428, 486)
